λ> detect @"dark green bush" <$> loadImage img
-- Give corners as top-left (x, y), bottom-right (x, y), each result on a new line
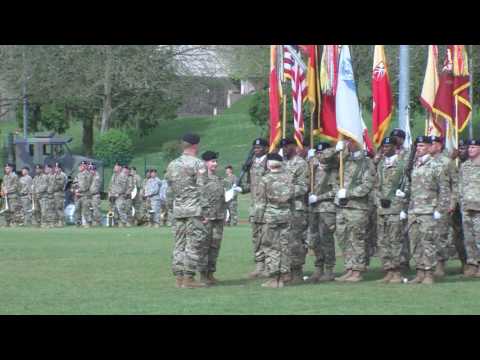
top-left (93, 129), bottom-right (134, 166)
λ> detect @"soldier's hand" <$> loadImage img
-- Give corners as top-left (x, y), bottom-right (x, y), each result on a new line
top-left (335, 141), bottom-right (345, 152)
top-left (399, 211), bottom-right (407, 220)
top-left (337, 188), bottom-right (347, 199)
top-left (395, 189), bottom-right (406, 198)
top-left (201, 217), bottom-right (209, 225)
top-left (308, 194), bottom-right (318, 205)
top-left (433, 211), bottom-right (442, 220)
top-left (307, 148), bottom-right (316, 160)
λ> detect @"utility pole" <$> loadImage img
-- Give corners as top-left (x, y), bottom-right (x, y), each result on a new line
top-left (469, 44), bottom-right (474, 139)
top-left (22, 47), bottom-right (29, 139)
top-left (399, 45), bottom-right (411, 144)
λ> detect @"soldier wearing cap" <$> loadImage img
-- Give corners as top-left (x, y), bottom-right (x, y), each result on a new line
top-left (43, 163), bottom-right (57, 228)
top-left (108, 163), bottom-right (131, 227)
top-left (51, 163), bottom-right (67, 227)
top-left (130, 166), bottom-right (144, 226)
top-left (165, 133), bottom-right (209, 288)
top-left (144, 168), bottom-right (161, 227)
top-left (390, 128), bottom-right (410, 160)
top-left (458, 139), bottom-right (480, 277)
top-left (141, 169), bottom-right (152, 226)
top-left (89, 163), bottom-right (102, 227)
top-left (428, 135), bottom-right (458, 277)
top-left (256, 153), bottom-right (295, 288)
top-left (73, 161), bottom-right (92, 228)
top-left (237, 137), bottom-right (270, 279)
top-left (18, 166), bottom-right (32, 226)
top-left (404, 135), bottom-right (450, 284)
top-left (199, 151), bottom-right (227, 285)
top-left (122, 166), bottom-right (135, 225)
top-left (307, 142), bottom-right (339, 282)
top-left (31, 164), bottom-right (47, 227)
top-left (223, 165), bottom-right (238, 226)
top-left (1, 163), bottom-right (19, 227)
top-left (374, 137), bottom-right (409, 283)
top-left (281, 137), bottom-right (309, 284)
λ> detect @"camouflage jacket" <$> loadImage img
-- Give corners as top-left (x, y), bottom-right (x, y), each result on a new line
top-left (284, 155), bottom-right (309, 212)
top-left (108, 172), bottom-right (129, 198)
top-left (459, 159), bottom-right (480, 211)
top-left (241, 154), bottom-right (268, 217)
top-left (374, 154), bottom-right (408, 215)
top-left (255, 168), bottom-right (294, 224)
top-left (2, 172), bottom-right (19, 194)
top-left (309, 148), bottom-right (339, 213)
top-left (165, 153), bottom-right (207, 218)
top-left (89, 172), bottom-right (102, 195)
top-left (18, 175), bottom-right (32, 196)
top-left (73, 170), bottom-right (92, 195)
top-left (49, 172), bottom-right (67, 194)
top-left (144, 177), bottom-right (161, 199)
top-left (433, 152), bottom-right (458, 209)
top-left (140, 178), bottom-right (148, 197)
top-left (224, 174), bottom-right (238, 202)
top-left (405, 154), bottom-right (450, 215)
top-left (202, 173), bottom-right (227, 220)
top-left (126, 175), bottom-right (135, 200)
top-left (334, 151), bottom-right (376, 210)
top-left (32, 174), bottom-right (49, 196)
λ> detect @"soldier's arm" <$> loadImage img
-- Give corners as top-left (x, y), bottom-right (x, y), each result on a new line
top-left (239, 171), bottom-right (251, 194)
top-left (255, 178), bottom-right (267, 221)
top-left (436, 166), bottom-right (451, 214)
top-left (449, 160), bottom-right (459, 209)
top-left (373, 169), bottom-right (382, 206)
top-left (348, 160), bottom-right (376, 199)
top-left (294, 162), bottom-right (309, 198)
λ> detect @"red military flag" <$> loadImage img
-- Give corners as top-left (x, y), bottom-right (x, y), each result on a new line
top-left (304, 45), bottom-right (321, 138)
top-left (420, 45), bottom-right (442, 136)
top-left (432, 46), bottom-right (454, 138)
top-left (452, 45), bottom-right (471, 132)
top-left (372, 45), bottom-right (393, 146)
top-left (269, 45), bottom-right (282, 152)
top-left (319, 45), bottom-right (340, 141)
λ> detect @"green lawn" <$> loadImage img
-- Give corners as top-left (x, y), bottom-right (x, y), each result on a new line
top-left (1, 225), bottom-right (479, 315)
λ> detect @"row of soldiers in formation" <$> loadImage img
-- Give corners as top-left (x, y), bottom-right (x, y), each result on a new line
top-left (165, 129), bottom-right (480, 288)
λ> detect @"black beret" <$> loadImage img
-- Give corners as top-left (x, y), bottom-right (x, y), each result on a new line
top-left (280, 138), bottom-right (295, 147)
top-left (122, 165), bottom-right (129, 169)
top-left (429, 135), bottom-right (443, 143)
top-left (201, 151), bottom-right (219, 161)
top-left (151, 169), bottom-right (158, 173)
top-left (44, 163), bottom-right (52, 168)
top-left (4, 163), bottom-right (14, 168)
top-left (182, 133), bottom-right (200, 145)
top-left (382, 137), bottom-right (396, 146)
top-left (252, 138), bottom-right (268, 147)
top-left (416, 135), bottom-right (432, 144)
top-left (80, 161), bottom-right (88, 165)
top-left (35, 164), bottom-right (42, 169)
top-left (459, 139), bottom-right (467, 147)
top-left (315, 142), bottom-right (331, 152)
top-left (390, 128), bottom-right (406, 139)
top-left (130, 166), bottom-right (136, 171)
top-left (267, 153), bottom-right (283, 162)
top-left (22, 166), bottom-right (30, 172)
top-left (467, 139), bottom-right (480, 146)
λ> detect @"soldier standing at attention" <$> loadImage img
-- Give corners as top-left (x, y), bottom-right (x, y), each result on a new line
top-left (281, 137), bottom-right (309, 284)
top-left (130, 167), bottom-right (143, 226)
top-left (108, 163), bottom-right (130, 228)
top-left (200, 151), bottom-right (227, 286)
top-left (223, 165), bottom-right (238, 226)
top-left (32, 164), bottom-right (47, 227)
top-left (73, 161), bottom-right (92, 228)
top-left (237, 138), bottom-right (269, 279)
top-left (51, 163), bottom-right (67, 227)
top-left (256, 153), bottom-right (294, 288)
top-left (307, 143), bottom-right (339, 283)
top-left (141, 169), bottom-right (151, 226)
top-left (405, 136), bottom-right (450, 284)
top-left (334, 137), bottom-right (376, 282)
top-left (1, 163), bottom-right (19, 227)
top-left (123, 166), bottom-right (135, 226)
top-left (429, 135), bottom-right (457, 278)
top-left (144, 169), bottom-right (162, 228)
top-left (18, 167), bottom-right (33, 226)
top-left (458, 139), bottom-right (480, 277)
top-left (374, 137), bottom-right (409, 283)
top-left (165, 133), bottom-right (208, 288)
top-left (89, 163), bottom-right (102, 227)
top-left (44, 164), bottom-right (57, 228)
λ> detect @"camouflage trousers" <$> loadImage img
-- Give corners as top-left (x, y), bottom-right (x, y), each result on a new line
top-left (408, 214), bottom-right (438, 271)
top-left (400, 232), bottom-right (411, 266)
top-left (150, 199), bottom-right (161, 225)
top-left (450, 207), bottom-right (466, 264)
top-left (310, 211), bottom-right (336, 271)
top-left (249, 217), bottom-right (266, 264)
top-left (366, 207), bottom-right (378, 262)
top-left (263, 222), bottom-right (291, 276)
top-left (462, 210), bottom-right (480, 266)
top-left (19, 195), bottom-right (32, 226)
top-left (39, 196), bottom-right (51, 226)
top-left (335, 208), bottom-right (368, 272)
top-left (434, 216), bottom-right (451, 262)
top-left (171, 216), bottom-right (208, 276)
top-left (377, 214), bottom-right (405, 271)
top-left (226, 200), bottom-right (238, 226)
top-left (205, 219), bottom-right (224, 273)
top-left (32, 195), bottom-right (43, 226)
top-left (132, 196), bottom-right (144, 224)
top-left (74, 195), bottom-right (91, 225)
top-left (125, 199), bottom-right (133, 225)
top-left (90, 194), bottom-right (102, 225)
top-left (160, 203), bottom-right (171, 226)
top-left (289, 210), bottom-right (308, 269)
top-left (3, 193), bottom-right (20, 225)
top-left (53, 192), bottom-right (64, 225)
top-left (114, 196), bottom-right (129, 225)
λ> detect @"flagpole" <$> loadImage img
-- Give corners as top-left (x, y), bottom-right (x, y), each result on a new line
top-left (455, 95), bottom-right (459, 167)
top-left (469, 44), bottom-right (474, 139)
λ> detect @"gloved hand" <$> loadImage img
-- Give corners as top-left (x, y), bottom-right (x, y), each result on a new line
top-left (307, 148), bottom-right (316, 160)
top-left (233, 186), bottom-right (242, 193)
top-left (399, 211), bottom-right (407, 220)
top-left (335, 141), bottom-right (345, 152)
top-left (308, 194), bottom-right (318, 205)
top-left (433, 211), bottom-right (442, 220)
top-left (395, 189), bottom-right (406, 198)
top-left (337, 188), bottom-right (347, 199)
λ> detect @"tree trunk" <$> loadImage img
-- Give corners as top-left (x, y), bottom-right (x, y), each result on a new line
top-left (83, 115), bottom-right (94, 157)
top-left (31, 104), bottom-right (40, 132)
top-left (100, 46), bottom-right (113, 134)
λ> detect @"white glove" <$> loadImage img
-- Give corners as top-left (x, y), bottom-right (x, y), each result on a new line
top-left (433, 211), bottom-right (442, 220)
top-left (399, 211), bottom-right (407, 220)
top-left (233, 186), bottom-right (242, 193)
top-left (335, 141), bottom-right (345, 152)
top-left (395, 189), bottom-right (406, 198)
top-left (337, 188), bottom-right (347, 199)
top-left (307, 148), bottom-right (316, 160)
top-left (308, 194), bottom-right (318, 205)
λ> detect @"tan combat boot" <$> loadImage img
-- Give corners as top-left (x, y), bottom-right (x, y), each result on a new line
top-left (248, 262), bottom-right (266, 279)
top-left (199, 271), bottom-right (210, 285)
top-left (335, 269), bottom-right (353, 282)
top-left (182, 275), bottom-right (208, 288)
top-left (475, 266), bottom-right (480, 278)
top-left (377, 270), bottom-right (394, 283)
top-left (389, 269), bottom-right (404, 284)
top-left (289, 267), bottom-right (304, 285)
top-left (408, 269), bottom-right (425, 284)
top-left (344, 270), bottom-right (363, 282)
top-left (422, 270), bottom-right (435, 285)
top-left (318, 268), bottom-right (335, 282)
top-left (434, 261), bottom-right (446, 278)
top-left (261, 275), bottom-right (284, 288)
top-left (207, 272), bottom-right (219, 285)
top-left (175, 275), bottom-right (184, 288)
top-left (154, 224), bottom-right (160, 229)
top-left (308, 267), bottom-right (324, 283)
top-left (463, 264), bottom-right (478, 277)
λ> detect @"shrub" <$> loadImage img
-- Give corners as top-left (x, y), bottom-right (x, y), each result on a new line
top-left (161, 140), bottom-right (181, 163)
top-left (93, 129), bottom-right (134, 166)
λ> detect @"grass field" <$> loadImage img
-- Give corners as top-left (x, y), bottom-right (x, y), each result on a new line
top-left (1, 225), bottom-right (480, 315)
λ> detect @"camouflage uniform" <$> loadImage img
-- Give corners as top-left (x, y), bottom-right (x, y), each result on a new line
top-left (73, 170), bottom-right (92, 226)
top-left (405, 154), bottom-right (450, 272)
top-left (50, 171), bottom-right (66, 226)
top-left (18, 174), bottom-right (33, 226)
top-left (131, 173), bottom-right (144, 224)
top-left (159, 179), bottom-right (170, 226)
top-left (144, 176), bottom-right (161, 225)
top-left (224, 173), bottom-right (238, 226)
top-left (398, 147), bottom-right (412, 268)
top-left (284, 154), bottom-right (309, 275)
top-left (89, 171), bottom-right (102, 226)
top-left (334, 151), bottom-right (376, 274)
top-left (32, 173), bottom-right (47, 226)
top-left (1, 172), bottom-right (20, 226)
top-left (165, 154), bottom-right (208, 277)
top-left (125, 174), bottom-right (135, 225)
top-left (141, 177), bottom-right (150, 224)
top-left (108, 172), bottom-right (130, 226)
top-left (202, 172), bottom-right (227, 273)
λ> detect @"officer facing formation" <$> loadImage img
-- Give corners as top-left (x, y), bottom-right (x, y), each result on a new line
top-left (108, 162), bottom-right (131, 228)
top-left (18, 166), bottom-right (33, 226)
top-left (224, 165), bottom-right (238, 226)
top-left (1, 163), bottom-right (19, 227)
top-left (89, 163), bottom-right (102, 226)
top-left (73, 161), bottom-right (92, 228)
top-left (143, 168), bottom-right (162, 228)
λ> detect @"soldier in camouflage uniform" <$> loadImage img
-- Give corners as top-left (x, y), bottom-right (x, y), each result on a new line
top-left (89, 163), bottom-right (102, 226)
top-left (255, 153), bottom-right (294, 288)
top-left (224, 165), bottom-right (238, 226)
top-left (51, 163), bottom-right (67, 227)
top-left (429, 135), bottom-right (458, 277)
top-left (141, 169), bottom-right (152, 226)
top-left (123, 166), bottom-right (135, 225)
top-left (307, 143), bottom-right (339, 282)
top-left (44, 164), bottom-right (57, 228)
top-left (404, 136), bottom-right (450, 284)
top-left (199, 151), bottom-right (227, 285)
top-left (165, 133), bottom-right (208, 289)
top-left (18, 167), bottom-right (33, 226)
top-left (458, 139), bottom-right (480, 277)
top-left (1, 163), bottom-right (20, 227)
top-left (374, 137), bottom-right (409, 283)
top-left (334, 138), bottom-right (376, 282)
top-left (108, 163), bottom-right (131, 228)
top-left (73, 161), bottom-right (92, 228)
top-left (144, 169), bottom-right (162, 227)
top-left (32, 164), bottom-right (48, 227)
top-left (130, 167), bottom-right (144, 225)
top-left (238, 138), bottom-right (269, 279)
top-left (281, 137), bottom-right (309, 284)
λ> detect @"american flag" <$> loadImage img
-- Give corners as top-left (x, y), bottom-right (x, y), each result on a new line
top-left (283, 45), bottom-right (307, 147)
